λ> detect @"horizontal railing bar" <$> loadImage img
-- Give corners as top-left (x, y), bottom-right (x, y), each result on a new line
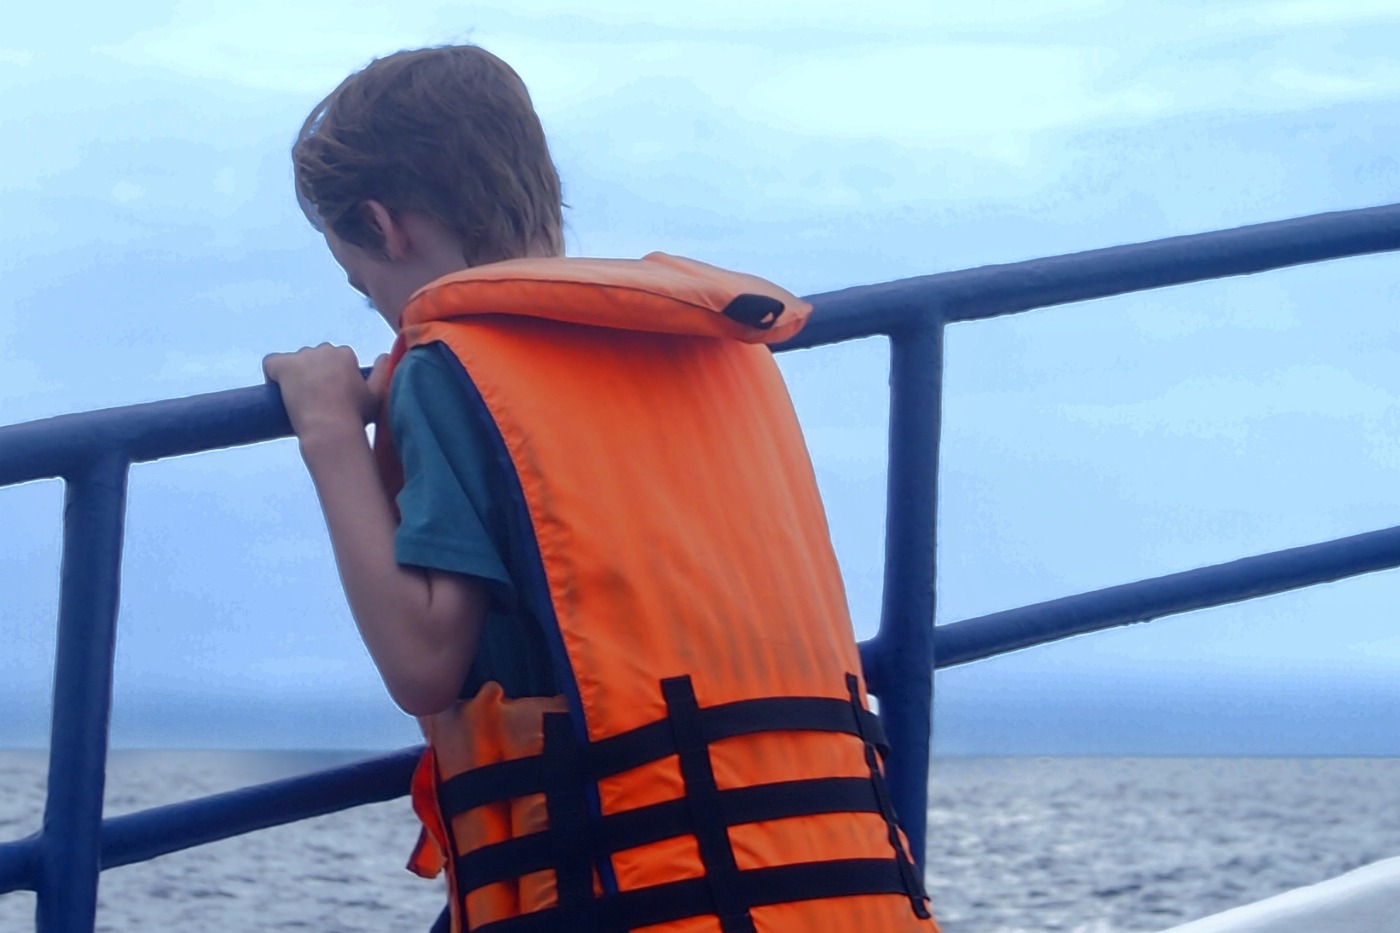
top-left (932, 202), bottom-right (1400, 325)
top-left (781, 202), bottom-right (1400, 349)
top-left (0, 747), bottom-right (420, 894)
top-left (1, 519), bottom-right (1388, 884)
top-left (3, 506), bottom-right (1391, 886)
top-left (0, 382), bottom-right (294, 487)
top-left (5, 205), bottom-right (1398, 486)
top-left (934, 523), bottom-right (1400, 669)
top-left (0, 835), bottom-right (36, 895)
top-left (97, 748), bottom-right (421, 870)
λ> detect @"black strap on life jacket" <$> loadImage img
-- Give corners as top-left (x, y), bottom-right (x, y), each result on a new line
top-left (452, 775), bottom-right (889, 891)
top-left (661, 676), bottom-right (757, 933)
top-left (437, 692), bottom-right (889, 816)
top-left (540, 712), bottom-right (598, 929)
top-left (471, 859), bottom-right (916, 933)
top-left (847, 673), bottom-right (932, 919)
top-left (439, 675), bottom-right (929, 931)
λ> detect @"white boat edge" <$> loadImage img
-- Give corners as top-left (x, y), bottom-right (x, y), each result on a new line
top-left (1156, 856), bottom-right (1400, 932)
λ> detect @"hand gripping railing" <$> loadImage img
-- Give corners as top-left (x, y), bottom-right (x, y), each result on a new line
top-left (3, 203), bottom-right (1400, 932)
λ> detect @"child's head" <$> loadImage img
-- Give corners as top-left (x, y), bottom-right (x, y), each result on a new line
top-left (292, 45), bottom-right (563, 271)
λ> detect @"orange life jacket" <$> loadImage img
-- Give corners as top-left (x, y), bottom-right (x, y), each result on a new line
top-left (374, 253), bottom-right (938, 933)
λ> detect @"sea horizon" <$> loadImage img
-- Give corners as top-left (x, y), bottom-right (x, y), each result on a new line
top-left (4, 752), bottom-right (1399, 932)
top-left (5, 667), bottom-right (1399, 757)
top-left (9, 743), bottom-right (1400, 758)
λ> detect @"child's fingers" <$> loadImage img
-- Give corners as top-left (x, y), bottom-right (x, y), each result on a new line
top-left (367, 353), bottom-right (391, 395)
top-left (362, 353), bottom-right (391, 421)
top-left (263, 345), bottom-right (354, 382)
top-left (262, 352), bottom-right (286, 383)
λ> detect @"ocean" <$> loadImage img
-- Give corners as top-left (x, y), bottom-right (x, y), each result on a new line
top-left (2, 752), bottom-right (1398, 932)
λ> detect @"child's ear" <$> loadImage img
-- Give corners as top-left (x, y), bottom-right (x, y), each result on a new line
top-left (362, 200), bottom-right (408, 261)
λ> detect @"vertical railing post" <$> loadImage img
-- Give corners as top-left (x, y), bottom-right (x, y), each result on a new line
top-left (869, 320), bottom-right (942, 873)
top-left (36, 453), bottom-right (129, 933)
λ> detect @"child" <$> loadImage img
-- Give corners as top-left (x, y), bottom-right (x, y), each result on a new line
top-left (265, 44), bottom-right (938, 933)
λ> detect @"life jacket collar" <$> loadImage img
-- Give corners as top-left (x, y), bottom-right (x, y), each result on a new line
top-left (401, 252), bottom-right (812, 345)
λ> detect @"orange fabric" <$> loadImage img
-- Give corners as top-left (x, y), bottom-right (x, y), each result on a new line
top-left (380, 255), bottom-right (937, 932)
top-left (413, 684), bottom-right (568, 932)
top-left (402, 252), bottom-right (811, 345)
top-left (406, 750), bottom-right (448, 880)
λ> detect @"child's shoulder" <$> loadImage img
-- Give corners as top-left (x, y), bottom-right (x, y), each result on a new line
top-left (391, 343), bottom-right (467, 414)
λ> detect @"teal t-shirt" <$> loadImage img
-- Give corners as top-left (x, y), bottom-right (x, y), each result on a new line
top-left (389, 342), bottom-right (556, 699)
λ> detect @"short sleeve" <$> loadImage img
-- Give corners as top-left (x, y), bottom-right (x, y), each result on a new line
top-left (386, 343), bottom-right (555, 700)
top-left (389, 346), bottom-right (514, 606)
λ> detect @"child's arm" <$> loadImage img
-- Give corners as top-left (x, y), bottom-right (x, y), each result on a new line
top-left (263, 344), bottom-right (487, 716)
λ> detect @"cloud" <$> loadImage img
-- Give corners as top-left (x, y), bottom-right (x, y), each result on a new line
top-left (249, 655), bottom-right (354, 679)
top-left (0, 359), bottom-right (62, 422)
top-left (0, 48), bottom-right (34, 66)
top-left (1055, 365), bottom-right (1398, 445)
top-left (1270, 66), bottom-right (1397, 97)
top-left (110, 180), bottom-right (147, 204)
top-left (801, 426), bottom-right (888, 480)
top-left (154, 350), bottom-right (261, 383)
top-left (1215, 0), bottom-right (1400, 29)
top-left (1346, 633), bottom-right (1400, 659)
top-left (79, 0), bottom-right (1400, 167)
top-left (1119, 279), bottom-right (1303, 340)
top-left (193, 278), bottom-right (298, 312)
top-left (741, 44), bottom-right (1110, 150)
top-left (96, 3), bottom-right (442, 95)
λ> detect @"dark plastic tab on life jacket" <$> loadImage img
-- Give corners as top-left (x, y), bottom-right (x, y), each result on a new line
top-left (721, 293), bottom-right (785, 329)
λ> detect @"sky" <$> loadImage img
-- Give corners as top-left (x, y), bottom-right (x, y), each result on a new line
top-left (2, 0), bottom-right (1399, 753)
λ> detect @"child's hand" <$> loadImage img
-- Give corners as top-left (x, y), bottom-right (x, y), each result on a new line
top-left (262, 344), bottom-right (387, 440)
top-left (365, 352), bottom-right (392, 407)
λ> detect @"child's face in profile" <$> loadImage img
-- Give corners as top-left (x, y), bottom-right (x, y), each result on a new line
top-left (321, 204), bottom-right (474, 332)
top-left (324, 229), bottom-right (397, 329)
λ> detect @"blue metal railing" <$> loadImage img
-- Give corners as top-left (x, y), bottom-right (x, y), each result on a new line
top-left (2, 203), bottom-right (1400, 932)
